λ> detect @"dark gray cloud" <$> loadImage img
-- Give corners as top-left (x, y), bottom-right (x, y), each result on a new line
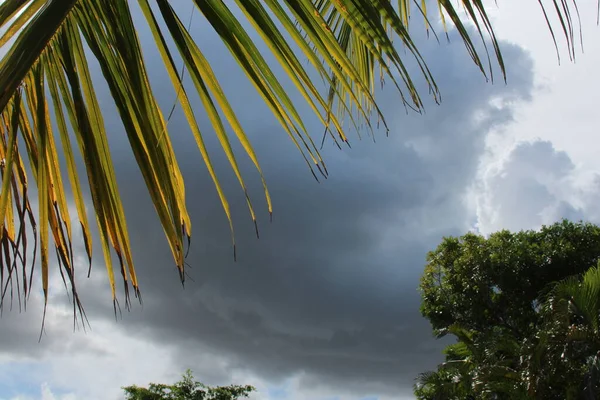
top-left (71, 29), bottom-right (534, 398)
top-left (0, 7), bottom-right (535, 400)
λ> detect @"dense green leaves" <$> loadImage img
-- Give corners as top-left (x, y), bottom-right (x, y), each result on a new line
top-left (416, 221), bottom-right (600, 399)
top-left (123, 370), bottom-right (255, 400)
top-left (534, 263), bottom-right (600, 398)
top-left (0, 1), bottom-right (595, 315)
top-left (420, 220), bottom-right (600, 339)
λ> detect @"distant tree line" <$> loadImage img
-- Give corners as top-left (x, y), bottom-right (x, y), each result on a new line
top-left (123, 370), bottom-right (254, 400)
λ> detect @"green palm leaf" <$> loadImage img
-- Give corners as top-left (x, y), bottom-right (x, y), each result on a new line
top-left (552, 263), bottom-right (600, 336)
top-left (0, 0), bottom-right (593, 317)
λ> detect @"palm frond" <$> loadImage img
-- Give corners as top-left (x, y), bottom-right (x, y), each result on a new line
top-left (0, 0), bottom-right (595, 317)
top-left (553, 263), bottom-right (600, 334)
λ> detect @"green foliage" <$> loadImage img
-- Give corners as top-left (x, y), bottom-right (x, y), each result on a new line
top-left (416, 220), bottom-right (600, 399)
top-left (122, 370), bottom-right (255, 400)
top-left (534, 264), bottom-right (600, 398)
top-left (420, 220), bottom-right (600, 338)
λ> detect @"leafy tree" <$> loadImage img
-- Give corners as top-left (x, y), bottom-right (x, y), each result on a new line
top-left (0, 1), bottom-right (595, 313)
top-left (420, 220), bottom-right (600, 340)
top-left (122, 370), bottom-right (255, 400)
top-left (416, 221), bottom-right (600, 399)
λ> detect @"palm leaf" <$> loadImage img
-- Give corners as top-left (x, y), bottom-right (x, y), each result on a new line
top-left (0, 0), bottom-right (594, 317)
top-left (552, 263), bottom-right (600, 335)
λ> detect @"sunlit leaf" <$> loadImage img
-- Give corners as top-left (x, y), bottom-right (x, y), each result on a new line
top-left (0, 0), bottom-right (594, 315)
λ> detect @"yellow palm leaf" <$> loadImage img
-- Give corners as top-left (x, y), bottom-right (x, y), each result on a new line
top-left (0, 0), bottom-right (593, 318)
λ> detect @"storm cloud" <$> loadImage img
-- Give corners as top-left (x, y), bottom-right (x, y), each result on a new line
top-left (80, 31), bottom-right (534, 399)
top-left (0, 6), bottom-right (540, 400)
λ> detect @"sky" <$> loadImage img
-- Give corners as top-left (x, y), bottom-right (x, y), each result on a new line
top-left (1, 1), bottom-right (600, 399)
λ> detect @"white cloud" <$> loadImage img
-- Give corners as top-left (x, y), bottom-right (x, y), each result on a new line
top-left (466, 0), bottom-right (600, 236)
top-left (482, 0), bottom-right (600, 170)
top-left (472, 139), bottom-right (600, 235)
top-left (4, 383), bottom-right (75, 400)
top-left (40, 384), bottom-right (76, 400)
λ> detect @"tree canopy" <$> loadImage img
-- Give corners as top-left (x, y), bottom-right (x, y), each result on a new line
top-left (123, 370), bottom-right (255, 400)
top-left (0, 1), bottom-right (596, 313)
top-left (416, 220), bottom-right (600, 399)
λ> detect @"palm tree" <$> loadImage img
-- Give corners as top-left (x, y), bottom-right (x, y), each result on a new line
top-left (0, 0), bottom-right (593, 315)
top-left (537, 263), bottom-right (600, 399)
top-left (414, 324), bottom-right (528, 399)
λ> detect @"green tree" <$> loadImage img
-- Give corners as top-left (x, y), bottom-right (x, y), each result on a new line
top-left (416, 221), bottom-right (600, 399)
top-left (122, 370), bottom-right (255, 400)
top-left (532, 263), bottom-right (600, 399)
top-left (420, 220), bottom-right (600, 340)
top-left (415, 324), bottom-right (527, 400)
top-left (0, 1), bottom-right (594, 313)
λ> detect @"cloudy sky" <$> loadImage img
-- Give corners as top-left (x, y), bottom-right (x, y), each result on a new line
top-left (1, 1), bottom-right (600, 400)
